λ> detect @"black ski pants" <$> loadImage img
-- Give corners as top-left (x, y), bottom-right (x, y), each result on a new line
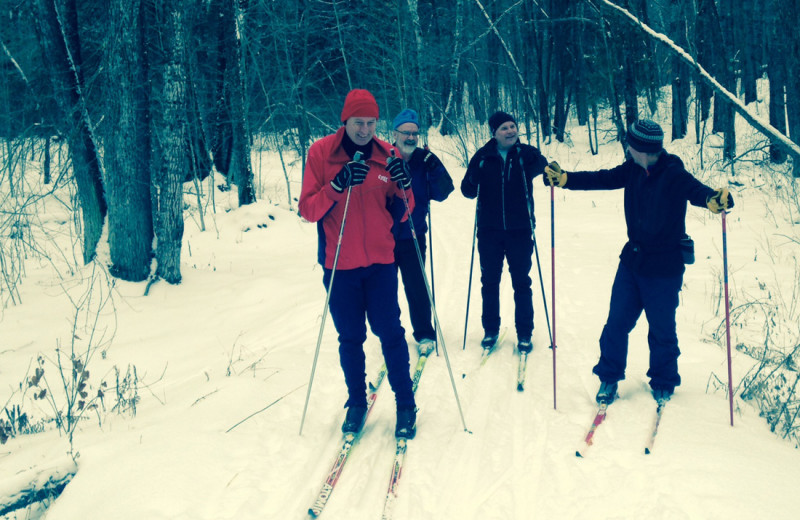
top-left (593, 262), bottom-right (683, 391)
top-left (476, 228), bottom-right (534, 341)
top-left (394, 236), bottom-right (436, 343)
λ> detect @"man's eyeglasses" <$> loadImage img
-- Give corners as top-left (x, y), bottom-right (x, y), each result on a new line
top-left (396, 130), bottom-right (420, 138)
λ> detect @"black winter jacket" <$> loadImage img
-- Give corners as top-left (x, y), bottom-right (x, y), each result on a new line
top-left (391, 148), bottom-right (454, 240)
top-left (460, 139), bottom-right (547, 231)
top-left (564, 152), bottom-right (716, 276)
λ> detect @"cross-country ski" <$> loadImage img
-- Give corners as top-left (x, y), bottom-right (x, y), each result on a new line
top-left (576, 403), bottom-right (609, 457)
top-left (644, 401), bottom-right (668, 455)
top-left (516, 352), bottom-right (529, 391)
top-left (308, 366), bottom-right (387, 517)
top-left (479, 328), bottom-right (507, 366)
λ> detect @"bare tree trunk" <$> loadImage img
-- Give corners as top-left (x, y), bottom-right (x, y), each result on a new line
top-left (779, 0), bottom-right (800, 177)
top-left (671, 59), bottom-right (690, 140)
top-left (717, 0), bottom-right (736, 161)
top-left (738, 0), bottom-right (760, 105)
top-left (208, 0), bottom-right (255, 205)
top-left (670, 1), bottom-right (692, 140)
top-left (440, 0), bottom-right (464, 135)
top-left (43, 136), bottom-right (51, 184)
top-left (33, 0), bottom-right (106, 264)
top-left (405, 0), bottom-right (425, 121)
top-left (766, 0), bottom-right (787, 163)
top-left (106, 0), bottom-right (153, 282)
top-left (695, 0), bottom-right (714, 125)
top-left (231, 0), bottom-right (256, 205)
top-left (551, 0), bottom-right (570, 142)
top-left (147, 0), bottom-right (188, 284)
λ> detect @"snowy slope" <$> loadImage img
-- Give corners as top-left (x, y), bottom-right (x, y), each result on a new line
top-left (1, 118), bottom-right (799, 520)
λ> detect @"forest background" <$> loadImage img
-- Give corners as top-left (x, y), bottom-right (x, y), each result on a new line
top-left (1, 0), bottom-right (799, 286)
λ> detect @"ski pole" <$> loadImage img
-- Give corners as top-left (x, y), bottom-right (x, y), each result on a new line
top-left (299, 152), bottom-right (362, 436)
top-left (462, 189), bottom-right (479, 350)
top-left (427, 173), bottom-right (439, 356)
top-left (722, 209), bottom-right (734, 426)
top-left (521, 168), bottom-right (554, 407)
top-left (550, 183), bottom-right (557, 410)
top-left (395, 163), bottom-right (469, 432)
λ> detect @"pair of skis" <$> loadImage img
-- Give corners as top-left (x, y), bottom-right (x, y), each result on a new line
top-left (478, 330), bottom-right (529, 391)
top-left (309, 350), bottom-right (431, 518)
top-left (576, 399), bottom-right (668, 457)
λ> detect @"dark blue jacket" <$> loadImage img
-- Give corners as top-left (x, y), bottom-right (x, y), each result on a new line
top-left (461, 139), bottom-right (547, 231)
top-left (391, 148), bottom-right (454, 240)
top-left (563, 152), bottom-right (716, 276)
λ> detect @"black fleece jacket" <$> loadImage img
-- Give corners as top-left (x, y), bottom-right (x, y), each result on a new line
top-left (563, 152), bottom-right (716, 276)
top-left (460, 139), bottom-right (548, 231)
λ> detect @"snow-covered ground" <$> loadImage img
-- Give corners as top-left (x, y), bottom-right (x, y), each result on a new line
top-left (1, 110), bottom-right (799, 520)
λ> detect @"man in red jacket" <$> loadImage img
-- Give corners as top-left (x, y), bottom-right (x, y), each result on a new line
top-left (299, 89), bottom-right (418, 439)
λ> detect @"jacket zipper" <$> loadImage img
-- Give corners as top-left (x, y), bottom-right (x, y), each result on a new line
top-left (501, 155), bottom-right (507, 230)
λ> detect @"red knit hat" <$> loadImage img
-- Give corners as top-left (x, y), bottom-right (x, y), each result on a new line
top-left (341, 89), bottom-right (379, 122)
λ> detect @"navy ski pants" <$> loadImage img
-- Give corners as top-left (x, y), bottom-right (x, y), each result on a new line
top-left (476, 228), bottom-right (534, 340)
top-left (395, 235), bottom-right (436, 343)
top-left (323, 263), bottom-right (415, 410)
top-left (593, 262), bottom-right (683, 390)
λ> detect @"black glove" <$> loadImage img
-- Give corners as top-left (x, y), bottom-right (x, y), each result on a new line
top-left (467, 160), bottom-right (484, 185)
top-left (386, 155), bottom-right (412, 190)
top-left (422, 151), bottom-right (443, 173)
top-left (706, 188), bottom-right (734, 213)
top-left (331, 160), bottom-right (369, 193)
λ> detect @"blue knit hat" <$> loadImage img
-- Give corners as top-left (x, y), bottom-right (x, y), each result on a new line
top-left (627, 120), bottom-right (664, 153)
top-left (392, 109), bottom-right (420, 130)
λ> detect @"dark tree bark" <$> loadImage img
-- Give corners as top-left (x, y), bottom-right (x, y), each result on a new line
top-left (614, 0), bottom-right (639, 125)
top-left (670, 0), bottom-right (692, 140)
top-left (738, 0), bottom-right (760, 105)
top-left (531, 2), bottom-right (551, 140)
top-left (695, 0), bottom-right (715, 127)
top-left (766, 0), bottom-right (788, 163)
top-left (551, 0), bottom-right (571, 142)
top-left (229, 0), bottom-right (256, 205)
top-left (208, 0), bottom-right (255, 205)
top-left (146, 0), bottom-right (188, 284)
top-left (717, 0), bottom-right (736, 160)
top-left (105, 0), bottom-right (153, 282)
top-left (440, 0), bottom-right (465, 136)
top-left (777, 0), bottom-right (800, 176)
top-left (33, 0), bottom-right (106, 264)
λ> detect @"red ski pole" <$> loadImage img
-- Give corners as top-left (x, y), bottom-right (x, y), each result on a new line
top-left (722, 210), bottom-right (734, 426)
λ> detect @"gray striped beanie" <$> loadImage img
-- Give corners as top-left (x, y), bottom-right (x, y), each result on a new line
top-left (627, 119), bottom-right (663, 153)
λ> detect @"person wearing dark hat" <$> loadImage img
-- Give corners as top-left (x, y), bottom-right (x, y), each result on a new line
top-left (299, 89), bottom-right (418, 439)
top-left (543, 119), bottom-right (735, 405)
top-left (460, 111), bottom-right (548, 354)
top-left (390, 109), bottom-right (454, 356)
